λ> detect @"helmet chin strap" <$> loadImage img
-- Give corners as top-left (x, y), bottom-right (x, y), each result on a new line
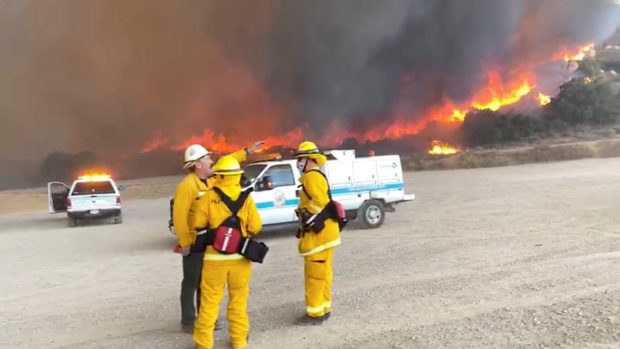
top-left (297, 158), bottom-right (309, 173)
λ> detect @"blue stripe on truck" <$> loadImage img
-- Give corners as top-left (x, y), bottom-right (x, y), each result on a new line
top-left (331, 182), bottom-right (404, 195)
top-left (256, 199), bottom-right (299, 209)
top-left (254, 183), bottom-right (405, 209)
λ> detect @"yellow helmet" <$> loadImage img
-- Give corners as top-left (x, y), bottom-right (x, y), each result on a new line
top-left (295, 141), bottom-right (326, 165)
top-left (295, 141), bottom-right (322, 158)
top-left (212, 155), bottom-right (244, 175)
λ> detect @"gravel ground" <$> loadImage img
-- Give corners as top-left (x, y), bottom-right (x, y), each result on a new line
top-left (0, 158), bottom-right (619, 349)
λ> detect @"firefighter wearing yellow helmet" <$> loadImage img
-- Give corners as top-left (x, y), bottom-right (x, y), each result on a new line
top-left (174, 142), bottom-right (263, 334)
top-left (192, 155), bottom-right (262, 349)
top-left (294, 141), bottom-right (341, 325)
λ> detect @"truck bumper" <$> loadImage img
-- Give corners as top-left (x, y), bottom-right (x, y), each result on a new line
top-left (68, 208), bottom-right (121, 219)
top-left (384, 194), bottom-right (415, 212)
top-left (402, 194), bottom-right (415, 202)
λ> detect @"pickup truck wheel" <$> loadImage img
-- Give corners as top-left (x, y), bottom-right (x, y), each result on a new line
top-left (358, 199), bottom-right (385, 229)
top-left (114, 215), bottom-right (123, 224)
top-left (68, 217), bottom-right (77, 227)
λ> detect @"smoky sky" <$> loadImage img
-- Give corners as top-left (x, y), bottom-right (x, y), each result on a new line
top-left (0, 0), bottom-right (619, 162)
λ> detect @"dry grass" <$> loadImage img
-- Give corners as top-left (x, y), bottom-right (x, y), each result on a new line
top-left (403, 137), bottom-right (620, 171)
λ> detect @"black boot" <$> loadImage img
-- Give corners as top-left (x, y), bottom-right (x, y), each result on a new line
top-left (294, 314), bottom-right (324, 326)
top-left (181, 322), bottom-right (194, 334)
top-left (182, 319), bottom-right (222, 334)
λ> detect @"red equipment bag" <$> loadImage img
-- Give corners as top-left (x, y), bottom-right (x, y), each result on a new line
top-left (210, 187), bottom-right (250, 254)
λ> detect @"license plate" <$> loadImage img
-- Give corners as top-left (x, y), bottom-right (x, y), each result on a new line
top-left (90, 209), bottom-right (100, 215)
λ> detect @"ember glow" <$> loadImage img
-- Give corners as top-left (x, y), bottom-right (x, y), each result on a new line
top-left (538, 93), bottom-right (551, 106)
top-left (78, 173), bottom-right (112, 181)
top-left (428, 141), bottom-right (460, 155)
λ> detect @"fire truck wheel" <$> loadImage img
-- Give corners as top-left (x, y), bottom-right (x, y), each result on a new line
top-left (358, 199), bottom-right (385, 229)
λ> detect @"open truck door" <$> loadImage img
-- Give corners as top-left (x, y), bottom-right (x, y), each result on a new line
top-left (48, 182), bottom-right (70, 213)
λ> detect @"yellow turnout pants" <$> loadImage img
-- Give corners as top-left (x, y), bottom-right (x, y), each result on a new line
top-left (304, 248), bottom-right (333, 317)
top-left (193, 259), bottom-right (252, 349)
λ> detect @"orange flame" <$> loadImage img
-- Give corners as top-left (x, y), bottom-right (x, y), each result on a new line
top-left (556, 43), bottom-right (596, 62)
top-left (564, 43), bottom-right (595, 62)
top-left (357, 71), bottom-right (535, 143)
top-left (471, 72), bottom-right (533, 111)
top-left (139, 41), bottom-right (597, 155)
top-left (263, 128), bottom-right (304, 150)
top-left (140, 127), bottom-right (305, 156)
top-left (141, 132), bottom-right (168, 153)
top-left (172, 129), bottom-right (242, 154)
top-left (428, 141), bottom-right (460, 155)
top-left (140, 70), bottom-right (544, 153)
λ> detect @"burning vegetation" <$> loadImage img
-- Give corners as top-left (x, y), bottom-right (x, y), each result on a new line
top-left (140, 41), bottom-right (614, 157)
top-left (428, 141), bottom-right (460, 156)
top-left (537, 93), bottom-right (552, 106)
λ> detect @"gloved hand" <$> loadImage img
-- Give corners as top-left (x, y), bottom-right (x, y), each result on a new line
top-left (295, 208), bottom-right (307, 224)
top-left (295, 208), bottom-right (311, 221)
top-left (173, 244), bottom-right (191, 256)
top-left (296, 208), bottom-right (321, 232)
top-left (246, 141), bottom-right (266, 155)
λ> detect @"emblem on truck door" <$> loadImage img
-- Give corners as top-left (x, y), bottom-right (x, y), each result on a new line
top-left (273, 190), bottom-right (286, 208)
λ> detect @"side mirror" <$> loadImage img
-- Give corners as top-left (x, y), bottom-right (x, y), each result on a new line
top-left (241, 176), bottom-right (256, 188)
top-left (118, 185), bottom-right (126, 192)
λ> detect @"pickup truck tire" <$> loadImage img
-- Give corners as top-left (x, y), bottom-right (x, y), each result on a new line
top-left (114, 214), bottom-right (123, 224)
top-left (358, 199), bottom-right (385, 229)
top-left (68, 217), bottom-right (78, 227)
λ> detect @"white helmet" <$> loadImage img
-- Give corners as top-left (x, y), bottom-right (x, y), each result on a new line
top-left (183, 144), bottom-right (210, 169)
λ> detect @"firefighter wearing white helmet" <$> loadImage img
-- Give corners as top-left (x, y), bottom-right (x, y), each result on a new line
top-left (183, 144), bottom-right (211, 169)
top-left (293, 141), bottom-right (341, 326)
top-left (192, 155), bottom-right (262, 349)
top-left (174, 141), bottom-right (264, 334)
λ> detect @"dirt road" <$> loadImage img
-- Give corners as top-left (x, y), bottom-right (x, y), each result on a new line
top-left (1, 158), bottom-right (619, 348)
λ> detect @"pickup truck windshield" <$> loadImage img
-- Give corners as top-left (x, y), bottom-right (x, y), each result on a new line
top-left (71, 181), bottom-right (116, 196)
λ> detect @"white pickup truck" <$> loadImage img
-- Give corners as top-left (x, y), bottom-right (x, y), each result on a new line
top-left (240, 150), bottom-right (414, 230)
top-left (48, 174), bottom-right (123, 227)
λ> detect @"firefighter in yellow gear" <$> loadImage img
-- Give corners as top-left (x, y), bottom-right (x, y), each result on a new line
top-left (294, 141), bottom-right (341, 326)
top-left (174, 142), bottom-right (263, 333)
top-left (192, 155), bottom-right (262, 349)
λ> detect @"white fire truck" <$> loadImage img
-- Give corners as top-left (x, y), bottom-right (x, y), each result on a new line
top-left (241, 149), bottom-right (414, 230)
top-left (48, 174), bottom-right (123, 227)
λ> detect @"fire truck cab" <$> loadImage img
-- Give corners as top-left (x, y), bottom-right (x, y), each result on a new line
top-left (241, 150), bottom-right (414, 230)
top-left (48, 174), bottom-right (123, 227)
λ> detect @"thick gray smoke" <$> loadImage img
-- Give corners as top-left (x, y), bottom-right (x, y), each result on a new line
top-left (0, 0), bottom-right (618, 187)
top-left (259, 0), bottom-right (620, 133)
